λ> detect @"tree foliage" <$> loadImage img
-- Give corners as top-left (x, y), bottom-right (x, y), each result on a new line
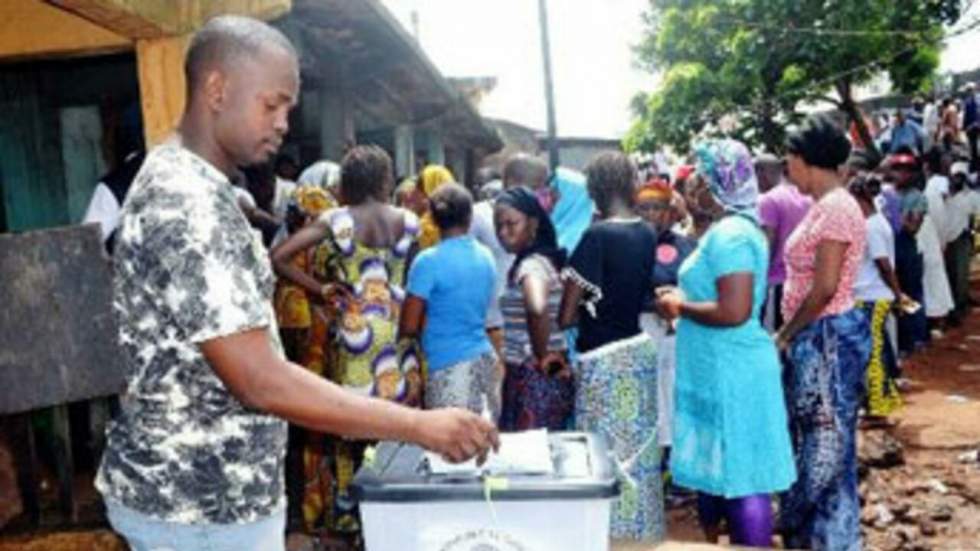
top-left (625, 0), bottom-right (964, 155)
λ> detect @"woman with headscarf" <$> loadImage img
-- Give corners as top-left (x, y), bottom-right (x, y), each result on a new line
top-left (298, 160), bottom-right (342, 195)
top-left (493, 187), bottom-right (573, 431)
top-left (417, 164), bottom-right (455, 249)
top-left (775, 116), bottom-right (871, 551)
top-left (896, 191), bottom-right (929, 354)
top-left (655, 139), bottom-right (796, 548)
top-left (393, 178), bottom-right (426, 217)
top-left (558, 152), bottom-right (664, 542)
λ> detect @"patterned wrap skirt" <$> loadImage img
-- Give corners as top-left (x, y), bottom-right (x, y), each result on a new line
top-left (574, 333), bottom-right (665, 542)
top-left (780, 308), bottom-right (871, 551)
top-left (425, 351), bottom-right (502, 421)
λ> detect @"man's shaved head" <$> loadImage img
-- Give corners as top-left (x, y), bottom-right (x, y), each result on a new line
top-left (180, 15), bottom-right (300, 173)
top-left (503, 154), bottom-right (549, 189)
top-left (185, 15), bottom-right (297, 99)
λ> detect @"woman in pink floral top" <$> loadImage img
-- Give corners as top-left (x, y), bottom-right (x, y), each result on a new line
top-left (780, 183), bottom-right (866, 323)
top-left (775, 116), bottom-right (872, 551)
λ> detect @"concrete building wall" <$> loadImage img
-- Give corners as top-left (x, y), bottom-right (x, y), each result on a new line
top-left (556, 142), bottom-right (622, 172)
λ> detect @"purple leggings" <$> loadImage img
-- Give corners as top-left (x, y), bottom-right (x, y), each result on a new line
top-left (697, 492), bottom-right (773, 547)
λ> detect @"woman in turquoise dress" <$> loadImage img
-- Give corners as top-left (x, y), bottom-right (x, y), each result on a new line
top-left (656, 139), bottom-right (796, 547)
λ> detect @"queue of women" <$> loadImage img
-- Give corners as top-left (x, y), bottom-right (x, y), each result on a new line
top-left (260, 114), bottom-right (918, 550)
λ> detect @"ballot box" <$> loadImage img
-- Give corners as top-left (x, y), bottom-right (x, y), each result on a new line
top-left (351, 431), bottom-right (619, 551)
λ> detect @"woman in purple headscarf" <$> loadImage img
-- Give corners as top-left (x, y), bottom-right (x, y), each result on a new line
top-left (656, 139), bottom-right (796, 548)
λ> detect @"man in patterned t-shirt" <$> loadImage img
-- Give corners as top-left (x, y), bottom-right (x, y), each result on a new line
top-left (96, 15), bottom-right (497, 551)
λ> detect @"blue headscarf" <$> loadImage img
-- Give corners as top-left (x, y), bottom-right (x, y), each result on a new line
top-left (693, 139), bottom-right (760, 221)
top-left (549, 167), bottom-right (595, 253)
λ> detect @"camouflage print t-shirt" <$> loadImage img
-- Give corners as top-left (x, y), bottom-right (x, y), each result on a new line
top-left (96, 142), bottom-right (288, 524)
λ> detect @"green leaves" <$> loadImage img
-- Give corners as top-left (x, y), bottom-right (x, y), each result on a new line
top-left (626, 0), bottom-right (962, 153)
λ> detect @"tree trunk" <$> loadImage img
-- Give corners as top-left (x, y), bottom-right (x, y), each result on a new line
top-left (758, 96), bottom-right (782, 153)
top-left (835, 79), bottom-right (881, 158)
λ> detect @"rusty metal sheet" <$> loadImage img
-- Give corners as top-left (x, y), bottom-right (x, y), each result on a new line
top-left (0, 224), bottom-right (124, 414)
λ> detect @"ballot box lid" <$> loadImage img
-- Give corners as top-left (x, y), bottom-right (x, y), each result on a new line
top-left (351, 431), bottom-right (620, 503)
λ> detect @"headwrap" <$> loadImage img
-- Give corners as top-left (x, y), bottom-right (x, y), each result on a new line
top-left (297, 160), bottom-right (341, 189)
top-left (693, 138), bottom-right (760, 220)
top-left (394, 178), bottom-right (417, 199)
top-left (418, 214), bottom-right (441, 250)
top-left (900, 189), bottom-right (928, 215)
top-left (951, 161), bottom-right (970, 177)
top-left (549, 167), bottom-right (595, 253)
top-left (635, 177), bottom-right (673, 202)
top-left (292, 185), bottom-right (334, 217)
top-left (886, 153), bottom-right (919, 170)
top-left (496, 186), bottom-right (567, 280)
top-left (480, 179), bottom-right (504, 201)
top-left (674, 164), bottom-right (695, 184)
top-left (416, 166), bottom-right (455, 249)
top-left (420, 165), bottom-right (454, 197)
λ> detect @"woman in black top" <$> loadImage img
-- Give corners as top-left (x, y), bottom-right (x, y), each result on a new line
top-left (560, 155), bottom-right (658, 351)
top-left (558, 152), bottom-right (664, 542)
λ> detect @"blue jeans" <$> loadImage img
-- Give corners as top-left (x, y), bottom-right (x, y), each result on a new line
top-left (106, 500), bottom-right (285, 551)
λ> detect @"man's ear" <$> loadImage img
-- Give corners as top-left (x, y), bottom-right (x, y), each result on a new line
top-left (202, 70), bottom-right (228, 113)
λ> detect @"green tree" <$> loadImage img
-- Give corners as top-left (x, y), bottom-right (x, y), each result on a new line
top-left (625, 0), bottom-right (965, 155)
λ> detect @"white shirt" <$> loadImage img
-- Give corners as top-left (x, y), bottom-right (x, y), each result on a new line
top-left (924, 102), bottom-right (940, 136)
top-left (854, 212), bottom-right (896, 302)
top-left (272, 177), bottom-right (296, 220)
top-left (82, 182), bottom-right (121, 242)
top-left (468, 200), bottom-right (514, 329)
top-left (270, 178), bottom-right (296, 246)
top-left (925, 175), bottom-right (949, 199)
top-left (923, 179), bottom-right (948, 237)
top-left (943, 189), bottom-right (980, 244)
top-left (653, 150), bottom-right (670, 176)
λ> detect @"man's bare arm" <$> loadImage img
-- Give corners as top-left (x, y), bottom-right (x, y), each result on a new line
top-left (200, 329), bottom-right (498, 463)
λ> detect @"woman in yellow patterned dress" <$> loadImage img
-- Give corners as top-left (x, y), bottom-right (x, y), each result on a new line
top-left (272, 146), bottom-right (422, 544)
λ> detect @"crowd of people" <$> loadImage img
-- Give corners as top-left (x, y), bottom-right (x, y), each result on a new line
top-left (223, 103), bottom-right (979, 550)
top-left (251, 104), bottom-right (979, 550)
top-left (92, 15), bottom-right (980, 551)
top-left (857, 83), bottom-right (980, 166)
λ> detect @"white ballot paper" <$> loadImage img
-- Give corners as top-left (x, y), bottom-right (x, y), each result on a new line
top-left (425, 429), bottom-right (555, 477)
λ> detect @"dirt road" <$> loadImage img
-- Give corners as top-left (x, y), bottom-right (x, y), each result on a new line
top-left (858, 301), bottom-right (980, 551)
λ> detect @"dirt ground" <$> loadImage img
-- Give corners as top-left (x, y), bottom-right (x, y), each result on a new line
top-left (856, 300), bottom-right (980, 551)
top-left (641, 278), bottom-right (980, 551)
top-left (643, 282), bottom-right (980, 551)
top-left (3, 286), bottom-right (980, 551)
